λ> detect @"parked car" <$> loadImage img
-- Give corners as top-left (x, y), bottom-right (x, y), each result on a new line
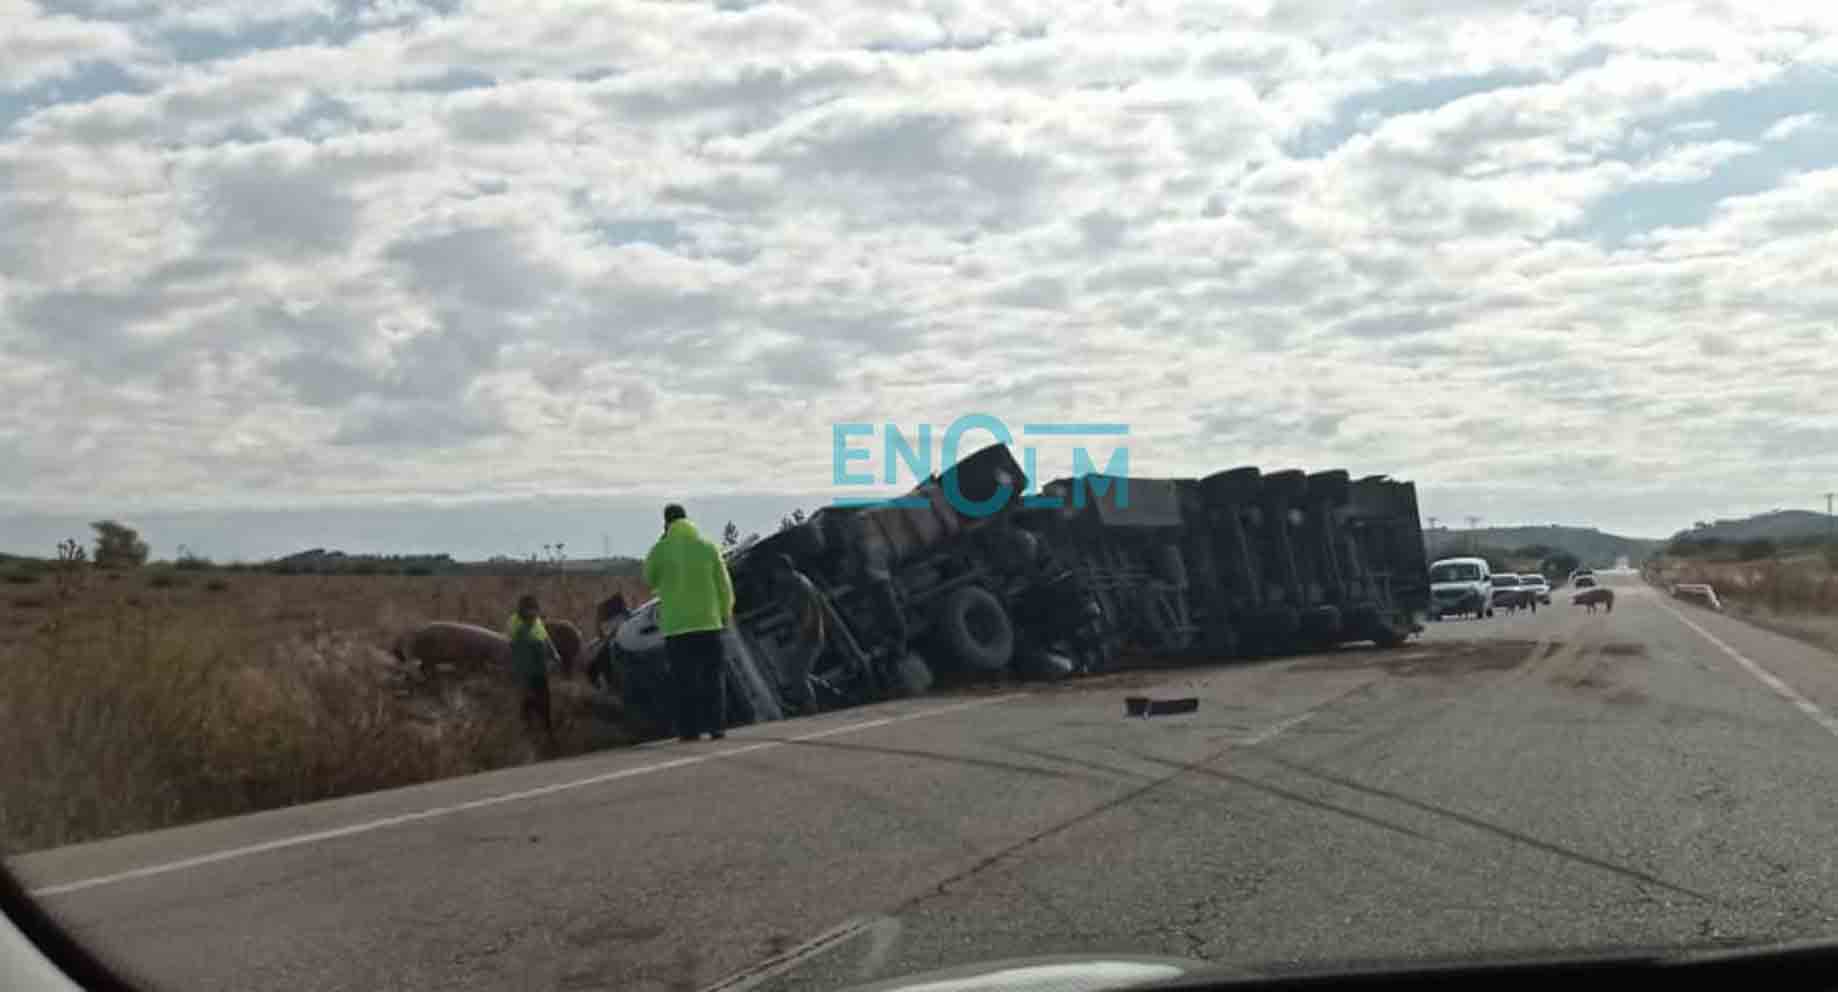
top-left (1574, 574), bottom-right (1598, 589)
top-left (1428, 556), bottom-right (1492, 620)
top-left (1519, 574), bottom-right (1552, 604)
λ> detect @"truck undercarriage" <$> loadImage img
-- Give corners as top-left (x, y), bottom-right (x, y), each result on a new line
top-left (607, 444), bottom-right (1429, 737)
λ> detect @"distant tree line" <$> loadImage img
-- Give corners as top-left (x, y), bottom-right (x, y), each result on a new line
top-left (2, 522), bottom-right (648, 580)
top-left (1665, 533), bottom-right (1838, 564)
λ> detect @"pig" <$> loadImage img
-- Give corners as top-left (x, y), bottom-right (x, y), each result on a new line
top-left (391, 621), bottom-right (511, 674)
top-left (1574, 587), bottom-right (1615, 614)
top-left (547, 619), bottom-right (584, 676)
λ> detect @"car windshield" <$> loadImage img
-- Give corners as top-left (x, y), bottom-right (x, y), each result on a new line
top-left (7, 2), bottom-right (1837, 990)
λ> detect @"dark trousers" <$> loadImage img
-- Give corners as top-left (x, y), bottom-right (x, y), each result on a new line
top-left (521, 676), bottom-right (553, 739)
top-left (667, 630), bottom-right (727, 739)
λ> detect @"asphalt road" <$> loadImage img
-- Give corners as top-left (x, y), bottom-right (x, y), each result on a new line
top-left (13, 574), bottom-right (1838, 991)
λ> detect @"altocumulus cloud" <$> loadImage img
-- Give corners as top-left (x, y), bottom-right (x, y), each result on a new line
top-left (4, 0), bottom-right (1838, 557)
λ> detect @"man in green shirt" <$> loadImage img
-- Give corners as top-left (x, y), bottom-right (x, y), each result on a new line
top-left (505, 594), bottom-right (562, 750)
top-left (643, 504), bottom-right (735, 741)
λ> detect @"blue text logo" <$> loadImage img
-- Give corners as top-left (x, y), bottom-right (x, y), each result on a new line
top-left (832, 415), bottom-right (1130, 517)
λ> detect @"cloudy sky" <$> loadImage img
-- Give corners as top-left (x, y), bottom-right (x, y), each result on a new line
top-left (3, 0), bottom-right (1836, 560)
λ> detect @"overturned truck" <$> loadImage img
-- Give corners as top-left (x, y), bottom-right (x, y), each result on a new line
top-left (607, 445), bottom-right (1428, 737)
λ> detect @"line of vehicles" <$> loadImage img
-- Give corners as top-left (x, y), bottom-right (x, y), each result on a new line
top-left (1427, 556), bottom-right (1595, 620)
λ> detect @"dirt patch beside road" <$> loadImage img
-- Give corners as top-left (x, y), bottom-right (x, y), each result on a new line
top-left (1291, 639), bottom-right (1540, 677)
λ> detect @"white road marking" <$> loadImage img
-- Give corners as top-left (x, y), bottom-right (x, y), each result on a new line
top-left (700, 916), bottom-right (898, 992)
top-left (29, 696), bottom-right (1015, 899)
top-left (1241, 709), bottom-right (1317, 746)
top-left (698, 705), bottom-right (1320, 992)
top-left (1657, 599), bottom-right (1838, 740)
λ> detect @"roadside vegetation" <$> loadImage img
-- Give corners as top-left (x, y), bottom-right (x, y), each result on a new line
top-left (1647, 538), bottom-right (1838, 656)
top-left (0, 524), bottom-right (648, 855)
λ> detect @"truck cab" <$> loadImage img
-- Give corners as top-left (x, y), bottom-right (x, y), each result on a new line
top-left (1428, 556), bottom-right (1492, 620)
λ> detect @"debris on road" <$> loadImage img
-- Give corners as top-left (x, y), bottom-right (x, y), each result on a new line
top-left (1125, 696), bottom-right (1201, 718)
top-left (1672, 583), bottom-right (1723, 611)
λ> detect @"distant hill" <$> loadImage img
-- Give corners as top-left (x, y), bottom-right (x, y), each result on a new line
top-left (1669, 510), bottom-right (1835, 544)
top-left (1425, 525), bottom-right (1659, 568)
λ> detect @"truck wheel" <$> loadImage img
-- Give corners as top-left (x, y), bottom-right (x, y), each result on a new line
top-left (938, 585), bottom-right (1015, 673)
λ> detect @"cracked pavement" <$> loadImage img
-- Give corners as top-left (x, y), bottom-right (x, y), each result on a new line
top-left (13, 576), bottom-right (1838, 990)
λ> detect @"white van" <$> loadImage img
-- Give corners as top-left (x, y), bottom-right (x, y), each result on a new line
top-left (1428, 556), bottom-right (1493, 620)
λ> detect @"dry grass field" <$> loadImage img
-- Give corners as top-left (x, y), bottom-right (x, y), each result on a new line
top-left (0, 566), bottom-right (648, 855)
top-left (1648, 553), bottom-right (1838, 655)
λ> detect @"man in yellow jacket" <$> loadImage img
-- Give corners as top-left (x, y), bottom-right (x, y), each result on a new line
top-left (504, 593), bottom-right (563, 753)
top-left (643, 503), bottom-right (736, 741)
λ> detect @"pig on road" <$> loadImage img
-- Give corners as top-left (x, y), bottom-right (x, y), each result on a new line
top-left (1574, 587), bottom-right (1616, 614)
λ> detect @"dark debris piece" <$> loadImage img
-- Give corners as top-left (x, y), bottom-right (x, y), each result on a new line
top-left (1125, 696), bottom-right (1200, 718)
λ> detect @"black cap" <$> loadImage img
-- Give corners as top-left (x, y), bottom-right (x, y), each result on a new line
top-left (663, 503), bottom-right (687, 523)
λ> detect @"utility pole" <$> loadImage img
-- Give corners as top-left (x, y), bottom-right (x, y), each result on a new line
top-left (1466, 515), bottom-right (1482, 554)
top-left (1825, 493), bottom-right (1835, 546)
top-left (1426, 516), bottom-right (1440, 531)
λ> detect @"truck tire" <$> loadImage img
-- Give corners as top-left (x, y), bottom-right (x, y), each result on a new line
top-left (937, 585), bottom-right (1015, 673)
